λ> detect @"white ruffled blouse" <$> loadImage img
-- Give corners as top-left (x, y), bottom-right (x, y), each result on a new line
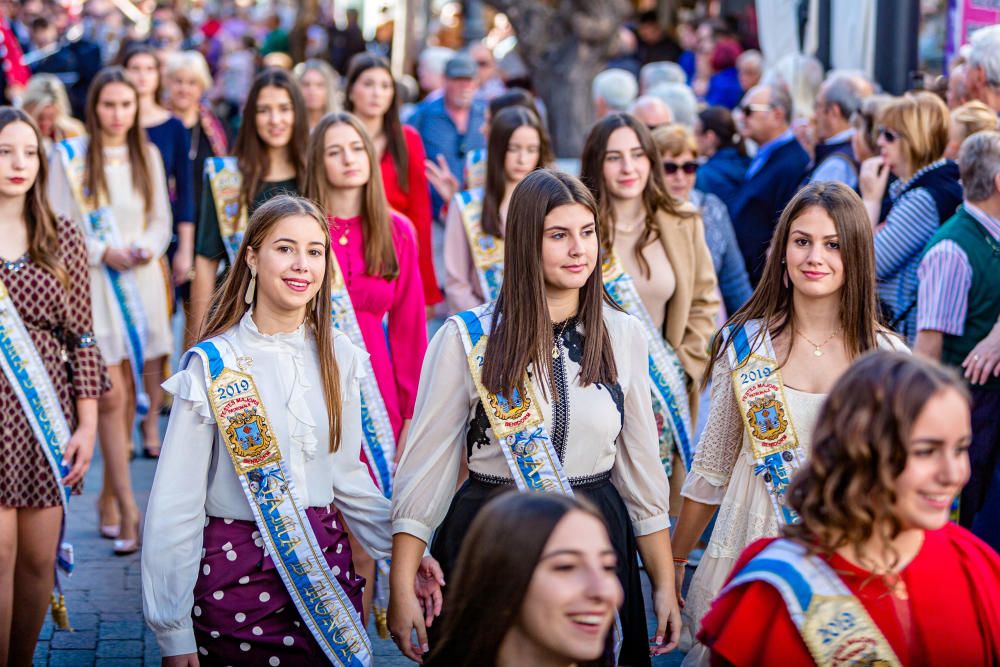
top-left (142, 312), bottom-right (392, 657)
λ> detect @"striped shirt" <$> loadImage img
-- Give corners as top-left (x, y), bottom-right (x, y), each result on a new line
top-left (874, 159), bottom-right (950, 342)
top-left (917, 202), bottom-right (1000, 335)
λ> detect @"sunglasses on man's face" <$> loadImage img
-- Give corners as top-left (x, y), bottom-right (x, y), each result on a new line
top-left (740, 103), bottom-right (773, 116)
top-left (663, 161), bottom-right (698, 175)
top-left (878, 126), bottom-right (898, 143)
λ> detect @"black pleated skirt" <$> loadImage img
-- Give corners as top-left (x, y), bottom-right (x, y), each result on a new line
top-left (430, 473), bottom-right (652, 667)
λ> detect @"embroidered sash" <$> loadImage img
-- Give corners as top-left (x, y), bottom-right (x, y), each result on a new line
top-left (205, 157), bottom-right (246, 264)
top-left (602, 255), bottom-right (694, 471)
top-left (456, 188), bottom-right (504, 305)
top-left (0, 276), bottom-right (75, 624)
top-left (463, 148), bottom-right (486, 190)
top-left (454, 305), bottom-right (622, 656)
top-left (189, 338), bottom-right (372, 667)
top-left (722, 539), bottom-right (902, 666)
top-left (724, 320), bottom-right (805, 526)
top-left (56, 137), bottom-right (149, 416)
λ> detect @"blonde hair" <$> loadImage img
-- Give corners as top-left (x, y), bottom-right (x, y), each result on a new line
top-left (878, 92), bottom-right (950, 172)
top-left (951, 100), bottom-right (998, 144)
top-left (164, 50), bottom-right (213, 92)
top-left (651, 123), bottom-right (698, 159)
top-left (293, 59), bottom-right (341, 114)
top-left (22, 75), bottom-right (85, 140)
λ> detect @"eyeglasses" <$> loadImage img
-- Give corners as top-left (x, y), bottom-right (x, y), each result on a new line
top-left (663, 161), bottom-right (698, 175)
top-left (740, 103), bottom-right (773, 116)
top-left (878, 126), bottom-right (898, 143)
top-left (475, 60), bottom-right (490, 68)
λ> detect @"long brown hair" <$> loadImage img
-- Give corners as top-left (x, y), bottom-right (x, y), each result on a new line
top-left (480, 106), bottom-right (553, 238)
top-left (785, 351), bottom-right (970, 563)
top-left (344, 53), bottom-right (409, 192)
top-left (481, 170), bottom-right (618, 397)
top-left (200, 195), bottom-right (344, 452)
top-left (0, 107), bottom-right (66, 287)
top-left (83, 67), bottom-right (154, 213)
top-left (706, 181), bottom-right (883, 385)
top-left (233, 69), bottom-right (309, 220)
top-left (120, 42), bottom-right (164, 105)
top-left (304, 111), bottom-right (399, 280)
top-left (580, 112), bottom-right (693, 279)
top-left (426, 492), bottom-right (611, 667)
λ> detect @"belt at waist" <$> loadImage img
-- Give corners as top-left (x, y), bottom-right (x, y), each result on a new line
top-left (469, 469), bottom-right (612, 490)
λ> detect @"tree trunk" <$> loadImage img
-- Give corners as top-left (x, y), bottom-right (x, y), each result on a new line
top-left (486, 0), bottom-right (631, 157)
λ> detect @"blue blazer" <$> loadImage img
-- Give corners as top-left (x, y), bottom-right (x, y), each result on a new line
top-left (696, 147), bottom-right (750, 219)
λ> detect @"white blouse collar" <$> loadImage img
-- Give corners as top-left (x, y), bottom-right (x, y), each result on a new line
top-left (239, 309), bottom-right (306, 348)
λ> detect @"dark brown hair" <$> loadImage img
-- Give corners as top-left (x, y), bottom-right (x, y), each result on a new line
top-left (83, 67), bottom-right (155, 214)
top-left (0, 107), bottom-right (66, 287)
top-left (425, 492), bottom-right (611, 667)
top-left (785, 351), bottom-right (970, 562)
top-left (344, 53), bottom-right (409, 192)
top-left (706, 181), bottom-right (884, 386)
top-left (121, 42), bottom-right (164, 104)
top-left (304, 111), bottom-right (399, 280)
top-left (579, 113), bottom-right (694, 279)
top-left (200, 195), bottom-right (343, 451)
top-left (481, 106), bottom-right (552, 237)
top-left (233, 68), bottom-right (309, 220)
top-left (481, 170), bottom-right (618, 397)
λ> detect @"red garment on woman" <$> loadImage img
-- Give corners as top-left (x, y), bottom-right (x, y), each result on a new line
top-left (380, 125), bottom-right (443, 306)
top-left (699, 523), bottom-right (1000, 667)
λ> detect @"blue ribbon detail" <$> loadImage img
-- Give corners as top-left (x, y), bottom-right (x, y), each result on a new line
top-left (195, 341), bottom-right (225, 380)
top-left (457, 309), bottom-right (485, 347)
top-left (730, 323), bottom-right (752, 365)
top-left (732, 557), bottom-right (813, 611)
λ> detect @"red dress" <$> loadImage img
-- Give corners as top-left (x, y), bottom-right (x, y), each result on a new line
top-left (380, 125), bottom-right (443, 307)
top-left (698, 523), bottom-right (1000, 666)
top-left (0, 217), bottom-right (109, 507)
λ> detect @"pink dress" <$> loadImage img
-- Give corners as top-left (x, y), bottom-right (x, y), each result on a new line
top-left (329, 213), bottom-right (428, 443)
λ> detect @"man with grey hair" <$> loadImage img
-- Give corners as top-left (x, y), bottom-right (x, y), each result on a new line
top-left (807, 74), bottom-right (870, 188)
top-left (915, 130), bottom-right (1000, 551)
top-left (731, 83), bottom-right (809, 283)
top-left (639, 61), bottom-right (686, 93)
top-left (737, 49), bottom-right (763, 93)
top-left (592, 68), bottom-right (638, 119)
top-left (628, 95), bottom-right (673, 130)
top-left (647, 81), bottom-right (697, 127)
top-left (965, 25), bottom-right (1000, 114)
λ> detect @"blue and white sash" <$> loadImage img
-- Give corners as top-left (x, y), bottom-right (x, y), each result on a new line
top-left (463, 148), bottom-right (487, 190)
top-left (56, 137), bottom-right (149, 416)
top-left (454, 305), bottom-right (622, 655)
top-left (602, 255), bottom-right (694, 471)
top-left (722, 539), bottom-right (902, 666)
top-left (456, 189), bottom-right (504, 305)
top-left (0, 277), bottom-right (75, 623)
top-left (189, 337), bottom-right (372, 667)
top-left (205, 157), bottom-right (246, 264)
top-left (723, 320), bottom-right (805, 526)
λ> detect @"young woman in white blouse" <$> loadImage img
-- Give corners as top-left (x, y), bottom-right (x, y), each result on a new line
top-left (669, 182), bottom-right (909, 666)
top-left (142, 195), bottom-right (442, 666)
top-left (389, 170), bottom-right (681, 666)
top-left (48, 67), bottom-right (173, 555)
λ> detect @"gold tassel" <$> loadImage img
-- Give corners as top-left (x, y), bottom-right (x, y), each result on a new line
top-left (374, 605), bottom-right (389, 640)
top-left (50, 592), bottom-right (72, 631)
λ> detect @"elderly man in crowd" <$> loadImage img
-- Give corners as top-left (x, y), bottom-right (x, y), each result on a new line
top-left (807, 73), bottom-right (871, 189)
top-left (648, 81), bottom-right (698, 127)
top-left (629, 95), bottom-right (673, 130)
top-left (639, 60), bottom-right (686, 93)
top-left (965, 25), bottom-right (1000, 115)
top-left (737, 49), bottom-right (763, 93)
top-left (915, 130), bottom-right (1000, 551)
top-left (592, 67), bottom-right (638, 119)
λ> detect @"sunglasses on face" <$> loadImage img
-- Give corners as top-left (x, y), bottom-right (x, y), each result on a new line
top-left (663, 161), bottom-right (698, 175)
top-left (740, 103), bottom-right (773, 116)
top-left (878, 126), bottom-right (898, 143)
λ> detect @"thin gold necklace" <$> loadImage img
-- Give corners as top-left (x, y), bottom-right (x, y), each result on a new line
top-left (552, 319), bottom-right (571, 359)
top-left (796, 327), bottom-right (841, 357)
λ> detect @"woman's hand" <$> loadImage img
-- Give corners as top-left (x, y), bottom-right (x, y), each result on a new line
top-left (62, 424), bottom-right (97, 487)
top-left (649, 584), bottom-right (682, 656)
top-left (859, 156), bottom-right (889, 203)
top-left (103, 247), bottom-right (137, 272)
top-left (415, 556), bottom-right (445, 627)
top-left (172, 247), bottom-right (194, 286)
top-left (963, 321), bottom-right (1000, 385)
top-left (388, 587), bottom-right (429, 663)
top-left (424, 155), bottom-right (459, 205)
top-left (161, 654), bottom-right (199, 667)
top-left (131, 247), bottom-right (154, 266)
top-left (673, 562), bottom-right (686, 608)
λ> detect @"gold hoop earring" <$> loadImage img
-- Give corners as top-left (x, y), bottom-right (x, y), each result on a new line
top-left (244, 267), bottom-right (257, 305)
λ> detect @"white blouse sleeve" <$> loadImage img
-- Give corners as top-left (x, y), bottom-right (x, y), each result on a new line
top-left (391, 320), bottom-right (471, 543)
top-left (46, 151), bottom-right (102, 266)
top-left (611, 316), bottom-right (672, 536)
top-left (328, 336), bottom-right (392, 560)
top-left (141, 354), bottom-right (217, 658)
top-left (138, 145), bottom-right (173, 257)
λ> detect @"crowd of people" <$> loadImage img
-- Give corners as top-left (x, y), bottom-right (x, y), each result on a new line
top-left (1, 2), bottom-right (1000, 666)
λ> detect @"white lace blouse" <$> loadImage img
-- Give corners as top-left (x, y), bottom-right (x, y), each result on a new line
top-left (142, 313), bottom-right (392, 656)
top-left (391, 306), bottom-right (672, 543)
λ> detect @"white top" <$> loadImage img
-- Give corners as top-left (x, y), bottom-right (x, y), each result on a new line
top-left (142, 312), bottom-right (392, 657)
top-left (391, 306), bottom-right (672, 543)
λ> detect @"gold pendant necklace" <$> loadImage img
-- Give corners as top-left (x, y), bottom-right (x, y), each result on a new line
top-left (796, 327), bottom-right (841, 357)
top-left (552, 319), bottom-right (571, 359)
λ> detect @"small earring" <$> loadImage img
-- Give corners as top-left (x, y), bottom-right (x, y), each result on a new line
top-left (244, 267), bottom-right (257, 305)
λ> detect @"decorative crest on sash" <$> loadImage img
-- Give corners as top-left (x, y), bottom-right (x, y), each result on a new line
top-left (601, 254), bottom-right (694, 471)
top-left (456, 188), bottom-right (504, 304)
top-left (205, 157), bottom-right (246, 264)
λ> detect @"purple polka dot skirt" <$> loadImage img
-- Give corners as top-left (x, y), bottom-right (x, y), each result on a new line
top-left (192, 506), bottom-right (365, 666)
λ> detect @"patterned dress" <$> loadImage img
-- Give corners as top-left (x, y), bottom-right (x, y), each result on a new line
top-left (0, 216), bottom-right (109, 508)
